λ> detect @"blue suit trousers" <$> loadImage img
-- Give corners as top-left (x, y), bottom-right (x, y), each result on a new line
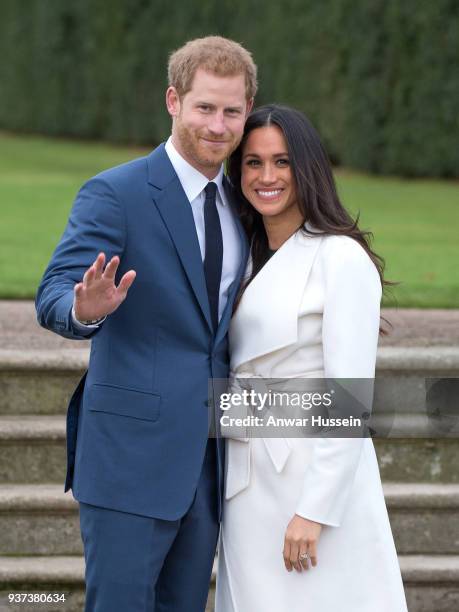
top-left (79, 439), bottom-right (218, 612)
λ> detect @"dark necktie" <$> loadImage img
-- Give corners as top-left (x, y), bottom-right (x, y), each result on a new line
top-left (203, 182), bottom-right (223, 333)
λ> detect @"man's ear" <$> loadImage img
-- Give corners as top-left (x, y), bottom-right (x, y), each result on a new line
top-left (166, 86), bottom-right (181, 117)
top-left (245, 97), bottom-right (254, 117)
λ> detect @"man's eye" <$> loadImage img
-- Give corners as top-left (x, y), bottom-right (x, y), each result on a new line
top-left (226, 109), bottom-right (240, 116)
top-left (199, 105), bottom-right (211, 111)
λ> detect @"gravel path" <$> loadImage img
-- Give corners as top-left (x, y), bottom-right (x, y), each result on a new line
top-left (0, 301), bottom-right (458, 351)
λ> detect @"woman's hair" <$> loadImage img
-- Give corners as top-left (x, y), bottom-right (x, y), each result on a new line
top-left (228, 104), bottom-right (391, 326)
top-left (168, 36), bottom-right (257, 100)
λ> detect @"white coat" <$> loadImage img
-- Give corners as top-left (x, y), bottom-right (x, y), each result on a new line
top-left (215, 229), bottom-right (408, 611)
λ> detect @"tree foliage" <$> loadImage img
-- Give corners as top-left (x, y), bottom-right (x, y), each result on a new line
top-left (1, 0), bottom-right (457, 176)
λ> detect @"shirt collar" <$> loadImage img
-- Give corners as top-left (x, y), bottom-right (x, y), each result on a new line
top-left (165, 137), bottom-right (226, 205)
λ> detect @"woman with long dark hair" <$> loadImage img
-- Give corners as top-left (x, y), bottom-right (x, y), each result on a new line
top-left (215, 105), bottom-right (407, 611)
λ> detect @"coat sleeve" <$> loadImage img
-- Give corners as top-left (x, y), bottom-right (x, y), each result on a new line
top-left (295, 237), bottom-right (382, 526)
top-left (35, 177), bottom-right (126, 340)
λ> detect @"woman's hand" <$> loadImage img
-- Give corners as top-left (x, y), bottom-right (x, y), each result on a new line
top-left (283, 514), bottom-right (322, 572)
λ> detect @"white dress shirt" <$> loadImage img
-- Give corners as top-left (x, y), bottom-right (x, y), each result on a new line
top-left (73, 137), bottom-right (242, 330)
top-left (165, 137), bottom-right (241, 322)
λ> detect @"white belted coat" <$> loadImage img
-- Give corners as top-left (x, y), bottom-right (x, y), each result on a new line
top-left (215, 230), bottom-right (408, 612)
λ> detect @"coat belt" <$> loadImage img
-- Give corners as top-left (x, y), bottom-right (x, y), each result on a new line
top-left (225, 437), bottom-right (292, 499)
top-left (224, 371), bottom-right (325, 499)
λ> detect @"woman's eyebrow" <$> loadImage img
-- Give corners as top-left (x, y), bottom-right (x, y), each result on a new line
top-left (242, 151), bottom-right (289, 159)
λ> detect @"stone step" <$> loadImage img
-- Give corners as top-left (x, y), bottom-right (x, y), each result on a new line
top-left (375, 347), bottom-right (459, 422)
top-left (0, 350), bottom-right (86, 416)
top-left (0, 416), bottom-right (65, 483)
top-left (0, 485), bottom-right (81, 556)
top-left (400, 555), bottom-right (459, 612)
top-left (0, 556), bottom-right (215, 612)
top-left (0, 555), bottom-right (458, 612)
top-left (1, 483), bottom-right (459, 556)
top-left (1, 414), bottom-right (458, 484)
top-left (1, 347), bottom-right (459, 416)
top-left (377, 347), bottom-right (459, 374)
top-left (371, 413), bottom-right (459, 438)
top-left (0, 556), bottom-right (84, 612)
top-left (383, 483), bottom-right (459, 554)
top-left (374, 437), bottom-right (459, 483)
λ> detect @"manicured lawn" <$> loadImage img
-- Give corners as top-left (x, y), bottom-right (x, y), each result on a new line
top-left (0, 132), bottom-right (149, 299)
top-left (1, 132), bottom-right (458, 306)
top-left (337, 171), bottom-right (459, 308)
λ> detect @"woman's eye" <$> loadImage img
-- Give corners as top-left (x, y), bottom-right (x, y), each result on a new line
top-left (246, 159), bottom-right (260, 167)
top-left (277, 158), bottom-right (289, 166)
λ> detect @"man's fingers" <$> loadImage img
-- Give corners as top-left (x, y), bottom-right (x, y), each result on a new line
top-left (103, 256), bottom-right (120, 282)
top-left (117, 270), bottom-right (136, 296)
top-left (73, 283), bottom-right (87, 321)
top-left (92, 252), bottom-right (106, 280)
top-left (83, 265), bottom-right (95, 288)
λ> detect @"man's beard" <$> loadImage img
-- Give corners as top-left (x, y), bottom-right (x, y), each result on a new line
top-left (175, 121), bottom-right (238, 169)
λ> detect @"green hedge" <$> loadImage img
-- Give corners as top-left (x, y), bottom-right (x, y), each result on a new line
top-left (1, 0), bottom-right (458, 177)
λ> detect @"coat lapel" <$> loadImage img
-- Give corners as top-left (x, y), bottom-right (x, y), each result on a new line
top-left (230, 229), bottom-right (323, 371)
top-left (147, 144), bottom-right (213, 332)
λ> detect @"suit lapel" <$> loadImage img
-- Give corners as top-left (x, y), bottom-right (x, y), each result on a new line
top-left (147, 144), bottom-right (213, 333)
top-left (230, 229), bottom-right (323, 370)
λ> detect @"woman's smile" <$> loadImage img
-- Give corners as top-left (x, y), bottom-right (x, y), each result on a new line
top-left (254, 188), bottom-right (284, 200)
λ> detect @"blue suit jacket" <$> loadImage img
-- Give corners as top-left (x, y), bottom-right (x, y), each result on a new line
top-left (36, 143), bottom-right (249, 520)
